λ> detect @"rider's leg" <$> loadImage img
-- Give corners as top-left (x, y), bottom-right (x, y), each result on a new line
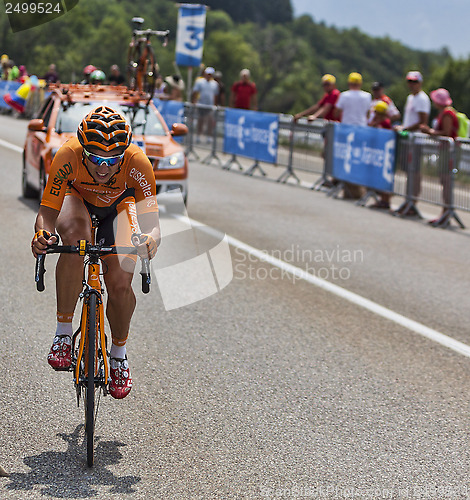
top-left (55, 194), bottom-right (91, 316)
top-left (103, 255), bottom-right (136, 351)
top-left (103, 256), bottom-right (135, 399)
top-left (48, 194), bottom-right (90, 369)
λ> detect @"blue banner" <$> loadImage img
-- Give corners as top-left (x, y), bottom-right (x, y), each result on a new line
top-left (175, 4), bottom-right (207, 67)
top-left (153, 98), bottom-right (185, 143)
top-left (223, 109), bottom-right (279, 164)
top-left (332, 123), bottom-right (396, 192)
top-left (0, 80), bottom-right (22, 109)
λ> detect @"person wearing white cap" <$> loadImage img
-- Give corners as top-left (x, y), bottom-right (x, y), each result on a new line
top-left (192, 66), bottom-right (220, 142)
top-left (393, 71), bottom-right (431, 216)
top-left (399, 71), bottom-right (430, 132)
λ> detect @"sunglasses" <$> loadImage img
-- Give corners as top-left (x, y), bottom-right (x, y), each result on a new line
top-left (84, 149), bottom-right (124, 167)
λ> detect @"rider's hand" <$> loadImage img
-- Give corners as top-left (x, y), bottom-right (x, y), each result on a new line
top-left (132, 233), bottom-right (158, 260)
top-left (31, 230), bottom-right (58, 257)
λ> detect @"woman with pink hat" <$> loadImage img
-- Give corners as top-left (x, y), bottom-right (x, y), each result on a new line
top-left (420, 88), bottom-right (458, 139)
top-left (420, 88), bottom-right (459, 226)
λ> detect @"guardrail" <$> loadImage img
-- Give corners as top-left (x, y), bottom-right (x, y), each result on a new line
top-left (178, 103), bottom-right (470, 229)
top-left (9, 88), bottom-right (470, 230)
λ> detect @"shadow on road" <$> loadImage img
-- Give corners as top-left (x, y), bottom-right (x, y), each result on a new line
top-left (4, 424), bottom-right (141, 497)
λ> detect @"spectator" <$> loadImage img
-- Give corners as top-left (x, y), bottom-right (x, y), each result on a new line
top-left (164, 74), bottom-right (185, 101)
top-left (334, 72), bottom-right (371, 126)
top-left (153, 74), bottom-right (167, 99)
top-left (192, 66), bottom-right (219, 142)
top-left (420, 88), bottom-right (458, 226)
top-left (5, 59), bottom-right (19, 81)
top-left (394, 71), bottom-right (431, 216)
top-left (43, 63), bottom-right (59, 84)
top-left (18, 65), bottom-right (28, 82)
top-left (90, 69), bottom-right (106, 85)
top-left (229, 68), bottom-right (257, 110)
top-left (368, 101), bottom-right (393, 210)
top-left (81, 65), bottom-right (97, 84)
top-left (368, 81), bottom-right (400, 125)
top-left (369, 101), bottom-right (392, 129)
top-left (214, 70), bottom-right (226, 106)
top-left (294, 74), bottom-right (340, 122)
top-left (1, 54), bottom-right (9, 80)
top-left (334, 72), bottom-right (372, 198)
top-left (108, 64), bottom-right (125, 85)
top-left (397, 71), bottom-right (430, 133)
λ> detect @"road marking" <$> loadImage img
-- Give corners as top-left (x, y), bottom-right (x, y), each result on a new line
top-left (186, 216), bottom-right (470, 359)
top-left (0, 138), bottom-right (23, 154)
top-left (1, 130), bottom-right (464, 358)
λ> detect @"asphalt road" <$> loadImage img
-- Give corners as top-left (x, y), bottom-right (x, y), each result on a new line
top-left (1, 114), bottom-right (470, 499)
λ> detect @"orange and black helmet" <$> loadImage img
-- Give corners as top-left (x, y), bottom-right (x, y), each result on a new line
top-left (77, 106), bottom-right (132, 153)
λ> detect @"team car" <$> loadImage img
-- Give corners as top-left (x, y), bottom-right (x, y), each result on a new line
top-left (22, 84), bottom-right (189, 204)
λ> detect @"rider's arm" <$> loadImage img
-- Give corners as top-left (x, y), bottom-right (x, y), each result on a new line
top-left (40, 142), bottom-right (75, 211)
top-left (32, 206), bottom-right (60, 257)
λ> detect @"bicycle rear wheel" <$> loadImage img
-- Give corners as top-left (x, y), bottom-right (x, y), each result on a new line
top-left (84, 293), bottom-right (97, 467)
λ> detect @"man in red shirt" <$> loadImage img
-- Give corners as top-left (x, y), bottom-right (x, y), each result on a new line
top-left (294, 74), bottom-right (340, 122)
top-left (229, 68), bottom-right (258, 110)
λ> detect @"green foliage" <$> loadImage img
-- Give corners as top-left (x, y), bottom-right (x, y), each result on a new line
top-left (0, 0), bottom-right (458, 116)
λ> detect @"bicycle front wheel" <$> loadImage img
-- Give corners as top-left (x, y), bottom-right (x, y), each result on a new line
top-left (84, 293), bottom-right (97, 468)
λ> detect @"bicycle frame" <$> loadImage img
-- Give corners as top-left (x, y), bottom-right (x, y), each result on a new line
top-left (127, 17), bottom-right (169, 97)
top-left (74, 218), bottom-right (108, 390)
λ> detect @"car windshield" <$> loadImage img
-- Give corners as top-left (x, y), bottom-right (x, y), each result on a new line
top-left (55, 101), bottom-right (167, 136)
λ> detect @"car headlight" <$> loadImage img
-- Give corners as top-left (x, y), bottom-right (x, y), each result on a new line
top-left (157, 151), bottom-right (185, 169)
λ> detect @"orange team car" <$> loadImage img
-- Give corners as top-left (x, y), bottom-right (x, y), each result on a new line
top-left (22, 83), bottom-right (189, 204)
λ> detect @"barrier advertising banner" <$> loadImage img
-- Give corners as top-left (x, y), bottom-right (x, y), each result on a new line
top-left (332, 123), bottom-right (396, 192)
top-left (153, 98), bottom-right (185, 143)
top-left (175, 4), bottom-right (207, 67)
top-left (153, 99), bottom-right (184, 128)
top-left (223, 108), bottom-right (279, 164)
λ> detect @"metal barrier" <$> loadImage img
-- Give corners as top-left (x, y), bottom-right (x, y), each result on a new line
top-left (182, 103), bottom-right (326, 183)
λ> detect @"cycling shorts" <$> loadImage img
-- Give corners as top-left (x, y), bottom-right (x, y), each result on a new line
top-left (66, 185), bottom-right (139, 261)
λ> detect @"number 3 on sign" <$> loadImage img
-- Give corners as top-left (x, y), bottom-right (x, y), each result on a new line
top-left (184, 26), bottom-right (204, 51)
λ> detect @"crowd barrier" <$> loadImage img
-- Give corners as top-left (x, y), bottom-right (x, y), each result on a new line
top-left (9, 88), bottom-right (470, 229)
top-left (178, 103), bottom-right (470, 229)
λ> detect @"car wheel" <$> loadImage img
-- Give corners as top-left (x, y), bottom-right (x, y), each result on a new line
top-left (22, 153), bottom-right (38, 199)
top-left (38, 163), bottom-right (46, 203)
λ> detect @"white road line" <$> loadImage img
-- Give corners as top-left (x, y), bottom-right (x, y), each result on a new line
top-left (186, 216), bottom-right (470, 359)
top-left (1, 131), bottom-right (465, 358)
top-left (0, 138), bottom-right (23, 154)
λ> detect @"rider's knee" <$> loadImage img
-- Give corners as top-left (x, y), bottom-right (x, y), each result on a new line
top-left (106, 272), bottom-right (134, 298)
top-left (57, 218), bottom-right (90, 244)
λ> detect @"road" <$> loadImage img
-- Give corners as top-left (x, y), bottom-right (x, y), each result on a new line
top-left (1, 113), bottom-right (470, 499)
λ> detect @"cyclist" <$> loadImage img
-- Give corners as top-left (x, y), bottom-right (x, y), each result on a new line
top-left (31, 106), bottom-right (161, 399)
top-left (90, 69), bottom-right (106, 85)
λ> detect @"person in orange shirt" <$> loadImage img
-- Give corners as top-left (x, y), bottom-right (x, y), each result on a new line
top-left (31, 106), bottom-right (161, 399)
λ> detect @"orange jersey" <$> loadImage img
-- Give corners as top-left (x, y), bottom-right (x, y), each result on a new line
top-left (41, 137), bottom-right (158, 214)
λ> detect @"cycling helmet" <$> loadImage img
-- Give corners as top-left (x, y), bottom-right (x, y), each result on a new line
top-left (77, 106), bottom-right (132, 153)
top-left (90, 69), bottom-right (106, 83)
top-left (83, 64), bottom-right (97, 75)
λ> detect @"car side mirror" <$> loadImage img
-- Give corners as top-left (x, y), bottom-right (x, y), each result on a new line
top-left (28, 119), bottom-right (46, 132)
top-left (171, 123), bottom-right (188, 136)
